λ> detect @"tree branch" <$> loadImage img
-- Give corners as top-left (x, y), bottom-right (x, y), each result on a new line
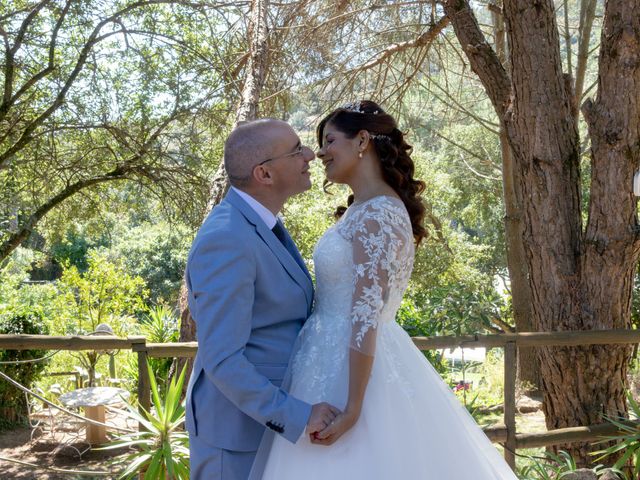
top-left (443, 0), bottom-right (510, 118)
top-left (0, 165), bottom-right (132, 262)
top-left (2, 0), bottom-right (50, 107)
top-left (490, 315), bottom-right (515, 333)
top-left (0, 0), bottom-right (72, 123)
top-left (0, 0), bottom-right (237, 171)
top-left (345, 16), bottom-right (449, 75)
top-left (573, 0), bottom-right (597, 121)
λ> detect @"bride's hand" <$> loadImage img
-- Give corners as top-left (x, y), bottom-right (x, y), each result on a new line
top-left (310, 408), bottom-right (359, 446)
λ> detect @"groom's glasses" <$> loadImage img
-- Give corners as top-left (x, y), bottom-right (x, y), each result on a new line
top-left (256, 144), bottom-right (304, 167)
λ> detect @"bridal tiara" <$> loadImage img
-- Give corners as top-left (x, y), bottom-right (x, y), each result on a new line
top-left (340, 101), bottom-right (390, 140)
top-left (369, 133), bottom-right (390, 141)
top-left (341, 101), bottom-right (380, 115)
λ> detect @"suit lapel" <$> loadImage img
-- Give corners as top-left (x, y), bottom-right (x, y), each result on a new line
top-left (226, 190), bottom-right (314, 311)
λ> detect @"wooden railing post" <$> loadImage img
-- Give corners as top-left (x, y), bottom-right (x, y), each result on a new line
top-left (504, 341), bottom-right (517, 470)
top-left (130, 336), bottom-right (150, 431)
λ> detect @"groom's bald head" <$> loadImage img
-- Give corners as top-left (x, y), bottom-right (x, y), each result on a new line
top-left (224, 119), bottom-right (292, 187)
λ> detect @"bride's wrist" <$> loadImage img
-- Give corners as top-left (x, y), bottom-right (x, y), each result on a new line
top-left (344, 402), bottom-right (362, 419)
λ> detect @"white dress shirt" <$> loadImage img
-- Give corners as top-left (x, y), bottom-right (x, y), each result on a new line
top-left (231, 187), bottom-right (278, 229)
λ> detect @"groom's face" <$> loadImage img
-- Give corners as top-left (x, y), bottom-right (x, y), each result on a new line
top-left (263, 124), bottom-right (314, 198)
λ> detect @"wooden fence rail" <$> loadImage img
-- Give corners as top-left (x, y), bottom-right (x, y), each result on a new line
top-left (2, 329), bottom-right (640, 469)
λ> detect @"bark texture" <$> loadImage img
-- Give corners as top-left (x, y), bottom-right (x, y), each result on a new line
top-left (500, 129), bottom-right (538, 392)
top-left (445, 0), bottom-right (640, 463)
top-left (490, 0), bottom-right (538, 393)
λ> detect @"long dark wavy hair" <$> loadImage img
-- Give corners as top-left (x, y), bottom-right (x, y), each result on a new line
top-left (316, 100), bottom-right (427, 245)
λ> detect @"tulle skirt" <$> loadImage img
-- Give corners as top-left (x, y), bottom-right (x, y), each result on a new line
top-left (260, 320), bottom-right (517, 480)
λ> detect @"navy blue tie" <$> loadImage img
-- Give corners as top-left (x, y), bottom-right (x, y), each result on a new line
top-left (272, 221), bottom-right (307, 275)
top-left (272, 221), bottom-right (287, 246)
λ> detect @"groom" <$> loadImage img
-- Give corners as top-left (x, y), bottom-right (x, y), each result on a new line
top-left (184, 119), bottom-right (340, 479)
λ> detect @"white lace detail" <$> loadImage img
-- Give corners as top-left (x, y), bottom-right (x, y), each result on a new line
top-left (289, 195), bottom-right (414, 403)
top-left (336, 196), bottom-right (414, 356)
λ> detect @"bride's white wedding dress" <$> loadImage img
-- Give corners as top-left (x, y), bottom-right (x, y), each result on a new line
top-left (260, 195), bottom-right (517, 479)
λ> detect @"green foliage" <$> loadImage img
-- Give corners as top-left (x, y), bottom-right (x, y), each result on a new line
top-left (429, 121), bottom-right (505, 266)
top-left (49, 217), bottom-right (192, 304)
top-left (409, 143), bottom-right (511, 336)
top-left (396, 297), bottom-right (447, 373)
top-left (0, 0), bottom-right (231, 264)
top-left (140, 305), bottom-right (180, 344)
top-left (591, 391), bottom-right (640, 478)
top-left (517, 450), bottom-right (623, 480)
top-left (100, 363), bottom-right (190, 479)
top-left (106, 222), bottom-right (192, 304)
top-left (140, 304), bottom-right (179, 386)
top-left (50, 227), bottom-right (109, 273)
top-left (411, 280), bottom-right (506, 336)
top-left (46, 249), bottom-right (148, 387)
top-left (519, 450), bottom-right (578, 480)
top-left (0, 248), bottom-right (45, 301)
top-left (0, 308), bottom-right (49, 427)
top-left (449, 349), bottom-right (504, 421)
top-left (0, 249), bottom-right (61, 331)
top-left (50, 249), bottom-right (148, 337)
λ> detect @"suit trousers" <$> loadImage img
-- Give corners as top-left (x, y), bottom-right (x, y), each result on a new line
top-left (189, 432), bottom-right (256, 480)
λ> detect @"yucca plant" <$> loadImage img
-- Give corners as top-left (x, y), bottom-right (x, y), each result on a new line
top-left (99, 362), bottom-right (189, 479)
top-left (517, 450), bottom-right (623, 480)
top-left (517, 450), bottom-right (577, 480)
top-left (591, 391), bottom-right (640, 479)
top-left (140, 305), bottom-right (179, 345)
top-left (139, 305), bottom-right (180, 390)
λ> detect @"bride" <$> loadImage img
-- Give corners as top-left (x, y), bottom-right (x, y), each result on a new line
top-left (250, 100), bottom-right (518, 479)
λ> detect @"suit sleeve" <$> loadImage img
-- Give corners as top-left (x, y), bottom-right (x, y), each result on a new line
top-left (188, 230), bottom-right (312, 444)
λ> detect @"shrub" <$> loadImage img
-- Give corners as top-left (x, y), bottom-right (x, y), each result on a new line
top-left (0, 308), bottom-right (49, 427)
top-left (140, 304), bottom-right (179, 389)
top-left (396, 298), bottom-right (448, 374)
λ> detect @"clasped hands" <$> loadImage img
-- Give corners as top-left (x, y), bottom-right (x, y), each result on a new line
top-left (306, 402), bottom-right (359, 446)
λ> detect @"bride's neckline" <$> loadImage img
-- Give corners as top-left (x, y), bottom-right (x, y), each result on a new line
top-left (350, 194), bottom-right (402, 207)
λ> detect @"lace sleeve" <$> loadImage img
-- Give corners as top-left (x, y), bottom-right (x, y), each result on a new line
top-left (348, 200), bottom-right (409, 356)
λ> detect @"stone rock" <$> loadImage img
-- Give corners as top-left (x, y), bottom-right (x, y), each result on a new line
top-left (517, 394), bottom-right (543, 413)
top-left (561, 469), bottom-right (598, 480)
top-left (598, 471), bottom-right (621, 480)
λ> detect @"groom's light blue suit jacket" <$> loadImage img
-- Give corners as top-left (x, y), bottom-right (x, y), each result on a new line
top-left (184, 188), bottom-right (314, 452)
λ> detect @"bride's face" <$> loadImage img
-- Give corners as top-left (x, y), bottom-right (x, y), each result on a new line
top-left (316, 123), bottom-right (360, 184)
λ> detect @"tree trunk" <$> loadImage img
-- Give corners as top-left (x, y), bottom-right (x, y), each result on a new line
top-left (445, 0), bottom-right (640, 464)
top-left (501, 130), bottom-right (539, 394)
top-left (490, 0), bottom-right (539, 394)
top-left (568, 0), bottom-right (640, 459)
top-left (174, 282), bottom-right (195, 379)
top-left (174, 0), bottom-right (271, 386)
top-left (573, 0), bottom-right (597, 122)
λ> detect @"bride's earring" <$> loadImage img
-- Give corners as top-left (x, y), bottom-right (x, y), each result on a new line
top-left (358, 151), bottom-right (363, 159)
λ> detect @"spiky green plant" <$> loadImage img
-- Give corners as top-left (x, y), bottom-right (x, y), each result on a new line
top-left (517, 450), bottom-right (576, 480)
top-left (591, 391), bottom-right (640, 479)
top-left (140, 305), bottom-right (179, 345)
top-left (139, 304), bottom-right (179, 390)
top-left (516, 450), bottom-right (623, 480)
top-left (99, 362), bottom-right (189, 479)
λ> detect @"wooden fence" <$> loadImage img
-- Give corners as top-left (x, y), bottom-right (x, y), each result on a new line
top-left (2, 329), bottom-right (640, 469)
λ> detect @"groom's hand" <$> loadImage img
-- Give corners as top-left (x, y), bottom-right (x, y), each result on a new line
top-left (306, 402), bottom-right (341, 437)
top-left (310, 409), bottom-right (359, 446)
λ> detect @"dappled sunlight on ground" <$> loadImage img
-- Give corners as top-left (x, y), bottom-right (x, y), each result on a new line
top-left (0, 406), bottom-right (133, 479)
